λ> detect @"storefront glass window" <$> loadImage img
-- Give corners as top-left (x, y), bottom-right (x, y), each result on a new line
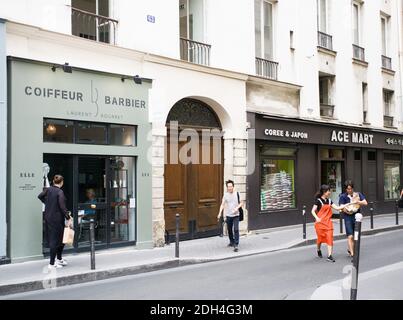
top-left (384, 161), bottom-right (400, 200)
top-left (77, 122), bottom-right (107, 144)
top-left (43, 119), bottom-right (74, 143)
top-left (110, 125), bottom-right (136, 146)
top-left (261, 158), bottom-right (296, 211)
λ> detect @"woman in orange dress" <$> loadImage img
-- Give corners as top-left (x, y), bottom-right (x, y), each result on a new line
top-left (311, 185), bottom-right (347, 262)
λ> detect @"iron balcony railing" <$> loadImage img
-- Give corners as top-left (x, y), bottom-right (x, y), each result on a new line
top-left (320, 104), bottom-right (335, 118)
top-left (180, 38), bottom-right (211, 66)
top-left (382, 55), bottom-right (392, 70)
top-left (71, 7), bottom-right (118, 45)
top-left (384, 115), bottom-right (394, 127)
top-left (255, 57), bottom-right (279, 80)
top-left (353, 44), bottom-right (366, 62)
top-left (318, 31), bottom-right (333, 51)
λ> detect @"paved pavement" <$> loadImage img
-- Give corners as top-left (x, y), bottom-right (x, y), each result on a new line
top-left (2, 230), bottom-right (402, 300)
top-left (0, 212), bottom-right (402, 296)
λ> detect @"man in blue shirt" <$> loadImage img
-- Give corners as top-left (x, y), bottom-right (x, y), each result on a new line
top-left (339, 180), bottom-right (368, 258)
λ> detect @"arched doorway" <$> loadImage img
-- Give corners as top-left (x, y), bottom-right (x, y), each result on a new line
top-left (164, 98), bottom-right (224, 240)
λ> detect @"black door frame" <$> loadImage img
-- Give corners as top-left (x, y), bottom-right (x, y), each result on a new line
top-left (43, 153), bottom-right (136, 255)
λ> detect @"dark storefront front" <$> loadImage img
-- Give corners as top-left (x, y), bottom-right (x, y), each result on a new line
top-left (247, 113), bottom-right (403, 230)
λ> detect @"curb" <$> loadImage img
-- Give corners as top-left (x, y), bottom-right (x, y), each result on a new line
top-left (289, 225), bottom-right (403, 248)
top-left (0, 259), bottom-right (210, 297)
top-left (1, 225), bottom-right (402, 297)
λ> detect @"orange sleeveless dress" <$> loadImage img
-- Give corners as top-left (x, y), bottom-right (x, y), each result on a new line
top-left (314, 198), bottom-right (334, 246)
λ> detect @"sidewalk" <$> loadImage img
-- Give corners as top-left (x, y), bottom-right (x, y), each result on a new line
top-left (1, 212), bottom-right (402, 296)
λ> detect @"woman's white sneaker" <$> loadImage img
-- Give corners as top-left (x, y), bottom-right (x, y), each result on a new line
top-left (56, 259), bottom-right (68, 266)
top-left (48, 263), bottom-right (63, 269)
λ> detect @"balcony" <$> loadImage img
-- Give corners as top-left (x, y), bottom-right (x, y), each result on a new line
top-left (384, 115), bottom-right (394, 127)
top-left (71, 7), bottom-right (118, 45)
top-left (382, 55), bottom-right (392, 70)
top-left (317, 31), bottom-right (333, 51)
top-left (353, 44), bottom-right (366, 62)
top-left (255, 57), bottom-right (279, 80)
top-left (320, 104), bottom-right (335, 118)
top-left (180, 38), bottom-right (211, 66)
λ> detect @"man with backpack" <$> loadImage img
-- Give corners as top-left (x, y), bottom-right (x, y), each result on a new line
top-left (217, 180), bottom-right (244, 252)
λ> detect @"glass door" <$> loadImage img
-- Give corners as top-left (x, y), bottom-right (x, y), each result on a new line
top-left (109, 156), bottom-right (136, 243)
top-left (76, 157), bottom-right (108, 248)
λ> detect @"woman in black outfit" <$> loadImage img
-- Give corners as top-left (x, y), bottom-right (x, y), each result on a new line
top-left (38, 175), bottom-right (71, 269)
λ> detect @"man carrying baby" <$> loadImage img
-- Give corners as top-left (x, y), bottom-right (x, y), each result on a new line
top-left (339, 180), bottom-right (368, 259)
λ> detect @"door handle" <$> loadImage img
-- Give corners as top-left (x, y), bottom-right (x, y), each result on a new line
top-left (169, 205), bottom-right (178, 209)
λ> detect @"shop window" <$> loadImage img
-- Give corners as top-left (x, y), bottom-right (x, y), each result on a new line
top-left (43, 119), bottom-right (74, 143)
top-left (384, 159), bottom-right (400, 200)
top-left (368, 151), bottom-right (376, 161)
top-left (261, 158), bottom-right (296, 211)
top-left (77, 122), bottom-right (107, 144)
top-left (43, 119), bottom-right (137, 147)
top-left (110, 125), bottom-right (136, 146)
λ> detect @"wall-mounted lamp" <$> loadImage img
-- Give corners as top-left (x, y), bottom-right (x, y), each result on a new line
top-left (121, 75), bottom-right (142, 85)
top-left (51, 62), bottom-right (73, 73)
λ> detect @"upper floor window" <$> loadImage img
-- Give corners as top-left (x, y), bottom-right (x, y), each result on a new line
top-left (71, 0), bottom-right (118, 45)
top-left (179, 0), bottom-right (210, 66)
top-left (383, 89), bottom-right (394, 127)
top-left (255, 0), bottom-right (274, 61)
top-left (179, 0), bottom-right (204, 42)
top-left (317, 0), bottom-right (328, 33)
top-left (352, 2), bottom-right (361, 45)
top-left (381, 14), bottom-right (390, 57)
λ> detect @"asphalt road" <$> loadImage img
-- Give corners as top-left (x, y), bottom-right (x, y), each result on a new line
top-left (3, 230), bottom-right (403, 300)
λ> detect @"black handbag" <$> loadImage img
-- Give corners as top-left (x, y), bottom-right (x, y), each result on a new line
top-left (237, 192), bottom-right (244, 222)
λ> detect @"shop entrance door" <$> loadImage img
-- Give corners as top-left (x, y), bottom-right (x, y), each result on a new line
top-left (43, 154), bottom-right (136, 252)
top-left (164, 98), bottom-right (223, 241)
top-left (321, 161), bottom-right (345, 204)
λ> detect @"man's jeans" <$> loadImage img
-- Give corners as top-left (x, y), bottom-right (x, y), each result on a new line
top-left (226, 216), bottom-right (240, 246)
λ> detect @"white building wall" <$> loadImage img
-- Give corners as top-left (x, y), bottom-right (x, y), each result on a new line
top-left (0, 0), bottom-right (70, 34)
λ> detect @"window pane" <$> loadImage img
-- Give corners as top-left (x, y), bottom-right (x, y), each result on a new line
top-left (77, 122), bottom-right (107, 144)
top-left (189, 0), bottom-right (203, 42)
top-left (179, 0), bottom-right (188, 38)
top-left (110, 156), bottom-right (136, 242)
top-left (255, 0), bottom-right (262, 57)
top-left (43, 119), bottom-right (74, 143)
top-left (381, 17), bottom-right (387, 55)
top-left (353, 4), bottom-right (359, 44)
top-left (110, 125), bottom-right (136, 146)
top-left (263, 1), bottom-right (273, 60)
top-left (319, 0), bottom-right (327, 32)
top-left (261, 159), bottom-right (296, 211)
top-left (384, 161), bottom-right (400, 200)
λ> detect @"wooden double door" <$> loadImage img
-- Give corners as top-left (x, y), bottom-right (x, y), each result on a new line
top-left (164, 129), bottom-right (223, 240)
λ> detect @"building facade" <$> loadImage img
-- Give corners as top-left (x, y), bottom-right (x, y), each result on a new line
top-left (0, 0), bottom-right (402, 262)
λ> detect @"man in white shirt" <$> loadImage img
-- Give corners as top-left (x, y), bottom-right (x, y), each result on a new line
top-left (217, 180), bottom-right (244, 252)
